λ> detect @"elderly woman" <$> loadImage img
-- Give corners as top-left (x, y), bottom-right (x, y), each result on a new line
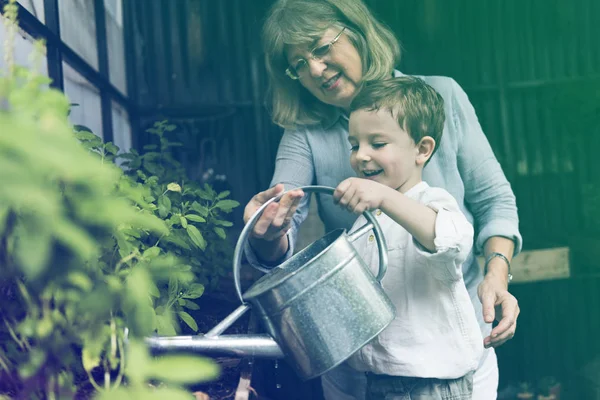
top-left (243, 0), bottom-right (522, 399)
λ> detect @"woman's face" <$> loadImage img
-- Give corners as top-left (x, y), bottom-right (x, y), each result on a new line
top-left (286, 27), bottom-right (363, 110)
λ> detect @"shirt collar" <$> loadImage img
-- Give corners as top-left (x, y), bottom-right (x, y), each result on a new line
top-left (403, 181), bottom-right (429, 199)
top-left (321, 69), bottom-right (405, 130)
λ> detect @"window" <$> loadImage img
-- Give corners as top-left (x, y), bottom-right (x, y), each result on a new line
top-left (105, 0), bottom-right (126, 94)
top-left (6, 0), bottom-right (134, 150)
top-left (63, 61), bottom-right (103, 139)
top-left (17, 0), bottom-right (44, 23)
top-left (0, 16), bottom-right (48, 76)
top-left (112, 99), bottom-right (131, 152)
top-left (58, 0), bottom-right (98, 70)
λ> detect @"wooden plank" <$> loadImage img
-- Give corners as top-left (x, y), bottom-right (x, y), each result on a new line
top-left (478, 247), bottom-right (570, 284)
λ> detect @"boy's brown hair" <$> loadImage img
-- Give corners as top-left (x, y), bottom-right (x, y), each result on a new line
top-left (350, 77), bottom-right (446, 159)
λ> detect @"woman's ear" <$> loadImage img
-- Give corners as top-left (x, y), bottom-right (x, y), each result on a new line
top-left (416, 136), bottom-right (436, 166)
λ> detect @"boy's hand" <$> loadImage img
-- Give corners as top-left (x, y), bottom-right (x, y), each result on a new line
top-left (333, 178), bottom-right (390, 214)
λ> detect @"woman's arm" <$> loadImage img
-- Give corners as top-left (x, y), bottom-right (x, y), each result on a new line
top-left (450, 78), bottom-right (522, 347)
top-left (478, 236), bottom-right (520, 348)
top-left (243, 128), bottom-right (315, 269)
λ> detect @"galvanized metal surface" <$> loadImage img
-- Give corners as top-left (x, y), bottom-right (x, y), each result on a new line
top-left (242, 229), bottom-right (394, 380)
top-left (145, 334), bottom-right (285, 359)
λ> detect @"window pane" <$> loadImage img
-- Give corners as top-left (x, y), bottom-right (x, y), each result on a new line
top-left (111, 100), bottom-right (131, 153)
top-left (0, 16), bottom-right (48, 76)
top-left (63, 62), bottom-right (103, 139)
top-left (58, 0), bottom-right (98, 70)
top-left (18, 0), bottom-right (45, 23)
top-left (105, 0), bottom-right (127, 94)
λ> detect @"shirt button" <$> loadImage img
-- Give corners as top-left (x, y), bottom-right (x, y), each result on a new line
top-left (376, 210), bottom-right (382, 216)
top-left (368, 234), bottom-right (375, 242)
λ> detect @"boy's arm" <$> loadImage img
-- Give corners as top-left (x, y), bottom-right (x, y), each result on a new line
top-left (334, 178), bottom-right (473, 279)
top-left (334, 178), bottom-right (438, 250)
top-left (380, 186), bottom-right (474, 280)
top-left (379, 187), bottom-right (438, 252)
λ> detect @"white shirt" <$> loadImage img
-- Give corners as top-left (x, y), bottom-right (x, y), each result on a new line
top-left (347, 182), bottom-right (484, 379)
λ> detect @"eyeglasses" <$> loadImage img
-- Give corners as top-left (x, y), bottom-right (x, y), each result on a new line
top-left (285, 27), bottom-right (346, 80)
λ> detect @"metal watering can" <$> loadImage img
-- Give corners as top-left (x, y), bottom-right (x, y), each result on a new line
top-left (146, 186), bottom-right (395, 380)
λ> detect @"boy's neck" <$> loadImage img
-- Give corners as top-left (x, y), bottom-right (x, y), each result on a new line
top-left (395, 171), bottom-right (423, 194)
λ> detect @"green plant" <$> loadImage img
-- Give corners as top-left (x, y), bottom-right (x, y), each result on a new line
top-left (120, 121), bottom-right (238, 292)
top-left (76, 120), bottom-right (239, 336)
top-left (0, 1), bottom-right (235, 398)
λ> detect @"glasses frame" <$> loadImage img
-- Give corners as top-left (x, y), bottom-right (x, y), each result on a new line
top-left (285, 27), bottom-right (346, 80)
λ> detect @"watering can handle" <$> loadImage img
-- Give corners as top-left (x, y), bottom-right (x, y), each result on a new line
top-left (232, 185), bottom-right (389, 305)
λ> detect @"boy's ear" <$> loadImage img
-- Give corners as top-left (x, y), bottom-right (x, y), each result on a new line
top-left (416, 136), bottom-right (436, 166)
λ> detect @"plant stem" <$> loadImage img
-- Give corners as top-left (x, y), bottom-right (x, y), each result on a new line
top-left (112, 334), bottom-right (125, 388)
top-left (104, 359), bottom-right (110, 391)
top-left (3, 317), bottom-right (26, 350)
top-left (47, 375), bottom-right (56, 400)
top-left (84, 367), bottom-right (103, 392)
top-left (115, 251), bottom-right (139, 273)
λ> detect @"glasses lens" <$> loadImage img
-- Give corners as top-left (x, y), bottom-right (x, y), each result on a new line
top-left (295, 59), bottom-right (308, 75)
top-left (287, 59), bottom-right (308, 79)
top-left (312, 44), bottom-right (331, 59)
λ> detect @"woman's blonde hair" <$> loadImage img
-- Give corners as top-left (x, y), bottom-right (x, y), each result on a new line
top-left (262, 0), bottom-right (401, 128)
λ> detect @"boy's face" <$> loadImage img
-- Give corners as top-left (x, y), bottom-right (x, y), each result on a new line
top-left (348, 108), bottom-right (422, 193)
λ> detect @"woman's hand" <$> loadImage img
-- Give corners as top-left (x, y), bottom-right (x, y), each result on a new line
top-left (243, 184), bottom-right (304, 262)
top-left (478, 267), bottom-right (520, 348)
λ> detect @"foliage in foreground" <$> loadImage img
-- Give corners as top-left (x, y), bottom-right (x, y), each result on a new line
top-left (0, 1), bottom-right (238, 398)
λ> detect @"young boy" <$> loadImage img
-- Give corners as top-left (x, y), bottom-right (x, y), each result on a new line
top-left (333, 77), bottom-right (483, 400)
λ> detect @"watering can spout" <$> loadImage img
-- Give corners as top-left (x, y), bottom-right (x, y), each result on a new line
top-left (145, 334), bottom-right (285, 359)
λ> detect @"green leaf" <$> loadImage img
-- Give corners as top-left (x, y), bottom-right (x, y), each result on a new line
top-left (185, 214), bottom-right (206, 223)
top-left (74, 130), bottom-right (98, 141)
top-left (213, 227), bottom-right (226, 240)
top-left (184, 300), bottom-right (200, 310)
top-left (216, 190), bottom-right (231, 199)
top-left (162, 233), bottom-right (191, 250)
top-left (183, 283), bottom-right (204, 299)
top-left (143, 246), bottom-right (161, 258)
top-left (186, 225), bottom-right (206, 250)
top-left (147, 355), bottom-right (220, 384)
top-left (14, 222), bottom-right (52, 279)
top-left (82, 346), bottom-right (101, 372)
top-left (149, 281), bottom-right (160, 298)
top-left (125, 340), bottom-right (150, 385)
top-left (156, 314), bottom-right (177, 336)
top-left (178, 311), bottom-right (198, 332)
top-left (213, 219), bottom-right (233, 227)
top-left (215, 199), bottom-right (240, 212)
top-left (179, 216), bottom-right (188, 228)
top-left (67, 271), bottom-right (93, 292)
top-left (167, 182), bottom-right (182, 192)
top-left (190, 202), bottom-right (209, 217)
top-left (198, 191), bottom-right (214, 201)
top-left (121, 228), bottom-right (141, 238)
top-left (158, 195), bottom-right (172, 211)
top-left (105, 142), bottom-right (119, 155)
